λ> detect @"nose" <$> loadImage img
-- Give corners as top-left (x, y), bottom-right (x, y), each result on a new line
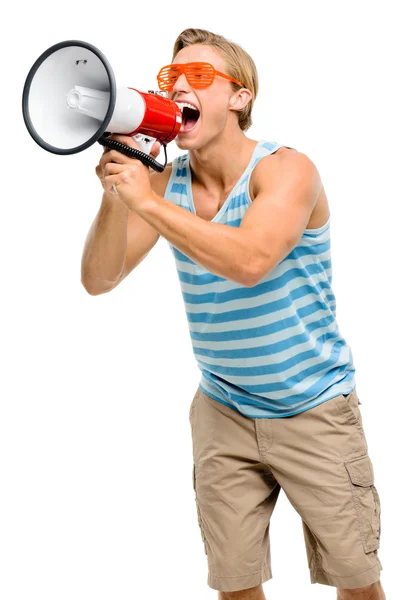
top-left (172, 72), bottom-right (190, 94)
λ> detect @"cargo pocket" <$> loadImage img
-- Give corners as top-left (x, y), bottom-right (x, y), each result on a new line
top-left (193, 463), bottom-right (208, 555)
top-left (344, 454), bottom-right (381, 553)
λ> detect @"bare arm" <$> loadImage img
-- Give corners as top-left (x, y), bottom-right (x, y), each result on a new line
top-left (81, 144), bottom-right (171, 295)
top-left (109, 167), bottom-right (172, 287)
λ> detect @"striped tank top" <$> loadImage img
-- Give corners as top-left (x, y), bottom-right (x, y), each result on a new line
top-left (163, 139), bottom-right (356, 418)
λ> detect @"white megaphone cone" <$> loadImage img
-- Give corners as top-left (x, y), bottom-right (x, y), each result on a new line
top-left (22, 40), bottom-right (182, 172)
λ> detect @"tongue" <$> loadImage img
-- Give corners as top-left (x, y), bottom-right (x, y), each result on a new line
top-left (182, 115), bottom-right (198, 132)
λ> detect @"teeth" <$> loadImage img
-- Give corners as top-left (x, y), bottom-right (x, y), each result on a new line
top-left (175, 102), bottom-right (199, 113)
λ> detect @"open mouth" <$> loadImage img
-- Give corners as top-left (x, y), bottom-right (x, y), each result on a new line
top-left (176, 102), bottom-right (200, 133)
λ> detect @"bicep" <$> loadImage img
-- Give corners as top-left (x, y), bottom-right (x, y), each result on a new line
top-left (240, 152), bottom-right (321, 280)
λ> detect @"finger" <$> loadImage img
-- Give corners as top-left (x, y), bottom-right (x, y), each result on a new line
top-left (102, 162), bottom-right (124, 177)
top-left (150, 141), bottom-right (162, 159)
top-left (99, 149), bottom-right (131, 169)
top-left (95, 164), bottom-right (104, 179)
top-left (103, 173), bottom-right (123, 194)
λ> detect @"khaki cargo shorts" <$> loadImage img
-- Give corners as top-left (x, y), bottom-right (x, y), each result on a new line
top-left (189, 387), bottom-right (382, 592)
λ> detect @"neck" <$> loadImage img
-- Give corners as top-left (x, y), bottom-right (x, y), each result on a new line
top-left (188, 129), bottom-right (259, 193)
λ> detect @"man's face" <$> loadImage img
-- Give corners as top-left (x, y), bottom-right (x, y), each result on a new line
top-left (167, 44), bottom-right (239, 151)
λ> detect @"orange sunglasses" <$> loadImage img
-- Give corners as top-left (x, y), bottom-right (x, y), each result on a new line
top-left (157, 62), bottom-right (244, 91)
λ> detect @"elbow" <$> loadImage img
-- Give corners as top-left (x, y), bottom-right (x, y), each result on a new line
top-left (81, 277), bottom-right (115, 296)
top-left (81, 281), bottom-right (102, 296)
top-left (243, 273), bottom-right (260, 288)
top-left (82, 285), bottom-right (102, 296)
top-left (242, 257), bottom-right (265, 288)
top-left (243, 252), bottom-right (274, 287)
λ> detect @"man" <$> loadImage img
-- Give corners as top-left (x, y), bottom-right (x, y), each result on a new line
top-left (81, 28), bottom-right (384, 600)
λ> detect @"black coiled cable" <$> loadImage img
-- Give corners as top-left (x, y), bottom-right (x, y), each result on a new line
top-left (97, 135), bottom-right (168, 173)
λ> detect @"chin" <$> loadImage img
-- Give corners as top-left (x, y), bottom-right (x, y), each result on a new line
top-left (175, 130), bottom-right (218, 152)
top-left (175, 136), bottom-right (200, 151)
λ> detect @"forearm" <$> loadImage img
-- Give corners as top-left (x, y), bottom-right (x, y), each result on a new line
top-left (81, 193), bottom-right (129, 293)
top-left (136, 193), bottom-right (255, 286)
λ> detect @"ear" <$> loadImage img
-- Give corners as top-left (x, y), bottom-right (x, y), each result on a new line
top-left (229, 88), bottom-right (253, 112)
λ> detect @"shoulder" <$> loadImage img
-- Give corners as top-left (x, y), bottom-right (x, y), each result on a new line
top-left (250, 147), bottom-right (321, 199)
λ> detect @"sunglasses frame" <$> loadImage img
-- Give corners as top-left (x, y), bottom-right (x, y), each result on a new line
top-left (157, 62), bottom-right (244, 91)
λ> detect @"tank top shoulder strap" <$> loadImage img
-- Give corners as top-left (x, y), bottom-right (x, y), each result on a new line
top-left (252, 139), bottom-right (296, 164)
top-left (242, 140), bottom-right (297, 183)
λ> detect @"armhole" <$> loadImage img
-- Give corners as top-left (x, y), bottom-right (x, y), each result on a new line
top-left (163, 156), bottom-right (178, 199)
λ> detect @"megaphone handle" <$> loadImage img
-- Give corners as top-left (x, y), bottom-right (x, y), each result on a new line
top-left (132, 134), bottom-right (155, 155)
top-left (97, 136), bottom-right (168, 173)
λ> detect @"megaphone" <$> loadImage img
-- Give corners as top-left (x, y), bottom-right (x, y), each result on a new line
top-left (22, 40), bottom-right (182, 172)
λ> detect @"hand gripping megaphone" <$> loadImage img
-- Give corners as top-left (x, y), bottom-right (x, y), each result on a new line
top-left (22, 40), bottom-right (182, 172)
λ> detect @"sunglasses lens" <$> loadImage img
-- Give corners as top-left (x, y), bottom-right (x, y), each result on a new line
top-left (157, 66), bottom-right (181, 90)
top-left (186, 63), bottom-right (214, 87)
top-left (157, 63), bottom-right (216, 90)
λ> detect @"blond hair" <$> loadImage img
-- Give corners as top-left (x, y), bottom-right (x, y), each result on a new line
top-left (171, 28), bottom-right (258, 131)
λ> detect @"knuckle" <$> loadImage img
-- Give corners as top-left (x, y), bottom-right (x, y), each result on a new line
top-left (101, 150), bottom-right (113, 164)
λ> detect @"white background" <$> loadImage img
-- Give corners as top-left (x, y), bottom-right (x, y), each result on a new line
top-left (1, 1), bottom-right (392, 598)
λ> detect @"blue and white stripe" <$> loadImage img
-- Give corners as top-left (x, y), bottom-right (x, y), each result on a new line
top-left (164, 139), bottom-right (356, 418)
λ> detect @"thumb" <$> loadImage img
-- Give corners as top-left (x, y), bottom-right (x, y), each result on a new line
top-left (150, 141), bottom-right (162, 159)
